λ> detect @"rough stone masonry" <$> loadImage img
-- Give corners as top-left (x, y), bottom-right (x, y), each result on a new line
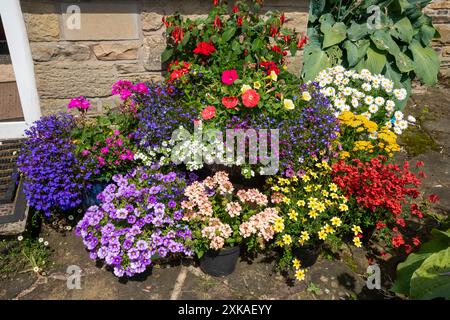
top-left (19, 0), bottom-right (449, 116)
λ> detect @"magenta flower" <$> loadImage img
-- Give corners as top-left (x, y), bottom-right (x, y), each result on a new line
top-left (133, 82), bottom-right (149, 94)
top-left (68, 96), bottom-right (90, 111)
top-left (221, 69), bottom-right (238, 85)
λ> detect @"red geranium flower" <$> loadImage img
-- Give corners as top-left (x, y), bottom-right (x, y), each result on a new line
top-left (237, 16), bottom-right (243, 26)
top-left (241, 89), bottom-right (260, 108)
top-left (221, 69), bottom-right (239, 85)
top-left (222, 96), bottom-right (238, 109)
top-left (201, 106), bottom-right (216, 120)
top-left (233, 5), bottom-right (239, 13)
top-left (214, 15), bottom-right (222, 30)
top-left (428, 194), bottom-right (440, 203)
top-left (413, 237), bottom-right (421, 246)
top-left (392, 234), bottom-right (405, 248)
top-left (376, 221), bottom-right (386, 230)
top-left (297, 34), bottom-right (309, 49)
top-left (171, 26), bottom-right (184, 44)
top-left (193, 42), bottom-right (216, 56)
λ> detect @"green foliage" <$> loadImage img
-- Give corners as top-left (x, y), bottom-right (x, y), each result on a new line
top-left (392, 228), bottom-right (450, 299)
top-left (302, 0), bottom-right (440, 109)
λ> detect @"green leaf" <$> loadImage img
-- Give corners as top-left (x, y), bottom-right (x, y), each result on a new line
top-left (231, 40), bottom-right (241, 53)
top-left (181, 31), bottom-right (191, 46)
top-left (343, 39), bottom-right (370, 67)
top-left (392, 17), bottom-right (413, 43)
top-left (409, 40), bottom-right (440, 85)
top-left (309, 0), bottom-right (326, 23)
top-left (392, 251), bottom-right (434, 295)
top-left (347, 22), bottom-right (370, 41)
top-left (410, 247), bottom-right (450, 299)
top-left (395, 52), bottom-right (414, 73)
top-left (370, 30), bottom-right (401, 55)
top-left (420, 24), bottom-right (437, 46)
top-left (322, 22), bottom-right (347, 49)
top-left (222, 27), bottom-right (236, 42)
top-left (251, 38), bottom-right (264, 51)
top-left (161, 48), bottom-right (174, 63)
top-left (301, 46), bottom-right (331, 81)
top-left (365, 46), bottom-right (387, 74)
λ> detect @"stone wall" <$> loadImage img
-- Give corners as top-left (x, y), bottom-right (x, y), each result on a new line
top-left (20, 0), bottom-right (309, 115)
top-left (19, 0), bottom-right (450, 115)
top-left (425, 0), bottom-right (450, 77)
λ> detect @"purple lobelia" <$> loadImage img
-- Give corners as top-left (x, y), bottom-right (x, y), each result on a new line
top-left (75, 166), bottom-right (195, 278)
top-left (17, 113), bottom-right (93, 216)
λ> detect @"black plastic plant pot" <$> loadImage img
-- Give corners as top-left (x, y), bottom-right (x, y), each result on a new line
top-left (200, 246), bottom-right (240, 277)
top-left (293, 244), bottom-right (322, 268)
top-left (82, 180), bottom-right (110, 209)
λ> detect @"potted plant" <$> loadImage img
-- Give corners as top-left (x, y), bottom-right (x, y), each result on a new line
top-left (182, 171), bottom-right (281, 276)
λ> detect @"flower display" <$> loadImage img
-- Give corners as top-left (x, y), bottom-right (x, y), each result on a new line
top-left (17, 114), bottom-right (92, 216)
top-left (182, 171), bottom-right (281, 256)
top-left (75, 166), bottom-right (195, 277)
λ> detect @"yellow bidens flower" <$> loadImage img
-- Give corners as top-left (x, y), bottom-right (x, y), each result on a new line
top-left (329, 183), bottom-right (338, 192)
top-left (300, 231), bottom-right (310, 242)
top-left (288, 209), bottom-right (298, 221)
top-left (253, 81), bottom-right (261, 89)
top-left (353, 236), bottom-right (362, 247)
top-left (318, 230), bottom-right (327, 240)
top-left (324, 224), bottom-right (335, 234)
top-left (282, 234), bottom-right (292, 245)
top-left (293, 258), bottom-right (301, 269)
top-left (338, 203), bottom-right (349, 212)
top-left (295, 269), bottom-right (306, 281)
top-left (330, 217), bottom-right (342, 227)
top-left (283, 98), bottom-right (295, 110)
top-left (301, 91), bottom-right (312, 101)
top-left (297, 200), bottom-right (306, 207)
top-left (241, 84), bottom-right (252, 93)
top-left (351, 225), bottom-right (362, 235)
top-left (274, 218), bottom-right (285, 232)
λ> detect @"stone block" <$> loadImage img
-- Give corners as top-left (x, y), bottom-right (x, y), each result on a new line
top-left (91, 42), bottom-right (140, 61)
top-left (143, 35), bottom-right (166, 71)
top-left (21, 2), bottom-right (60, 41)
top-left (30, 43), bottom-right (91, 62)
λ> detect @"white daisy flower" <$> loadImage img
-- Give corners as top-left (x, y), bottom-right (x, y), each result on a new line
top-left (374, 97), bottom-right (385, 106)
top-left (394, 111), bottom-right (404, 120)
top-left (369, 132), bottom-right (378, 140)
top-left (44, 241), bottom-right (49, 246)
top-left (17, 236), bottom-right (23, 241)
top-left (343, 87), bottom-right (353, 96)
top-left (369, 104), bottom-right (379, 113)
top-left (407, 115), bottom-right (416, 123)
top-left (394, 127), bottom-right (403, 135)
top-left (385, 122), bottom-right (393, 129)
top-left (334, 99), bottom-right (346, 109)
top-left (38, 238), bottom-right (44, 243)
top-left (399, 120), bottom-right (408, 130)
top-left (361, 112), bottom-right (372, 119)
top-left (364, 96), bottom-right (374, 105)
top-left (351, 98), bottom-right (359, 108)
top-left (341, 104), bottom-right (351, 112)
top-left (33, 267), bottom-right (40, 273)
top-left (362, 83), bottom-right (372, 92)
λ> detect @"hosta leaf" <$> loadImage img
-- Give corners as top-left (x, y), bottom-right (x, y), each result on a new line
top-left (347, 22), bottom-right (370, 41)
top-left (365, 46), bottom-right (387, 74)
top-left (410, 40), bottom-right (440, 85)
top-left (301, 46), bottom-right (331, 80)
top-left (420, 24), bottom-right (438, 46)
top-left (410, 247), bottom-right (450, 300)
top-left (395, 52), bottom-right (414, 72)
top-left (343, 39), bottom-right (370, 67)
top-left (393, 17), bottom-right (413, 43)
top-left (309, 0), bottom-right (326, 23)
top-left (322, 22), bottom-right (347, 49)
top-left (370, 30), bottom-right (401, 55)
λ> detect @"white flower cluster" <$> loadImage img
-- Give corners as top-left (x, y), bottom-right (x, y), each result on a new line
top-left (314, 66), bottom-right (413, 135)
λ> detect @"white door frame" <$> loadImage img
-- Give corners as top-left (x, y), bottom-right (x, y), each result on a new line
top-left (0, 0), bottom-right (41, 139)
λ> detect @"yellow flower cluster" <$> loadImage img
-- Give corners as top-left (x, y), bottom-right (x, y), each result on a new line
top-left (292, 258), bottom-right (307, 281)
top-left (338, 111), bottom-right (401, 158)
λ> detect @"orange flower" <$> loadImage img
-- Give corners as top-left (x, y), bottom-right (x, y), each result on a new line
top-left (241, 89), bottom-right (260, 108)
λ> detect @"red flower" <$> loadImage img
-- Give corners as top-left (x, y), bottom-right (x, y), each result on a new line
top-left (193, 42), bottom-right (216, 56)
top-left (376, 221), bottom-right (386, 230)
top-left (404, 244), bottom-right (412, 254)
top-left (201, 106), bottom-right (216, 120)
top-left (221, 69), bottom-right (239, 85)
top-left (214, 0), bottom-right (219, 5)
top-left (241, 89), bottom-right (260, 108)
top-left (413, 237), bottom-right (421, 246)
top-left (171, 26), bottom-right (184, 44)
top-left (237, 16), bottom-right (243, 26)
top-left (260, 61), bottom-right (280, 75)
top-left (297, 34), bottom-right (309, 49)
top-left (233, 5), bottom-right (239, 13)
top-left (428, 194), bottom-right (440, 203)
top-left (162, 16), bottom-right (169, 28)
top-left (222, 96), bottom-right (238, 109)
top-left (416, 160), bottom-right (425, 167)
top-left (396, 218), bottom-right (406, 227)
top-left (280, 13), bottom-right (286, 25)
top-left (214, 15), bottom-right (222, 30)
top-left (392, 234), bottom-right (405, 248)
top-left (270, 24), bottom-right (278, 37)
